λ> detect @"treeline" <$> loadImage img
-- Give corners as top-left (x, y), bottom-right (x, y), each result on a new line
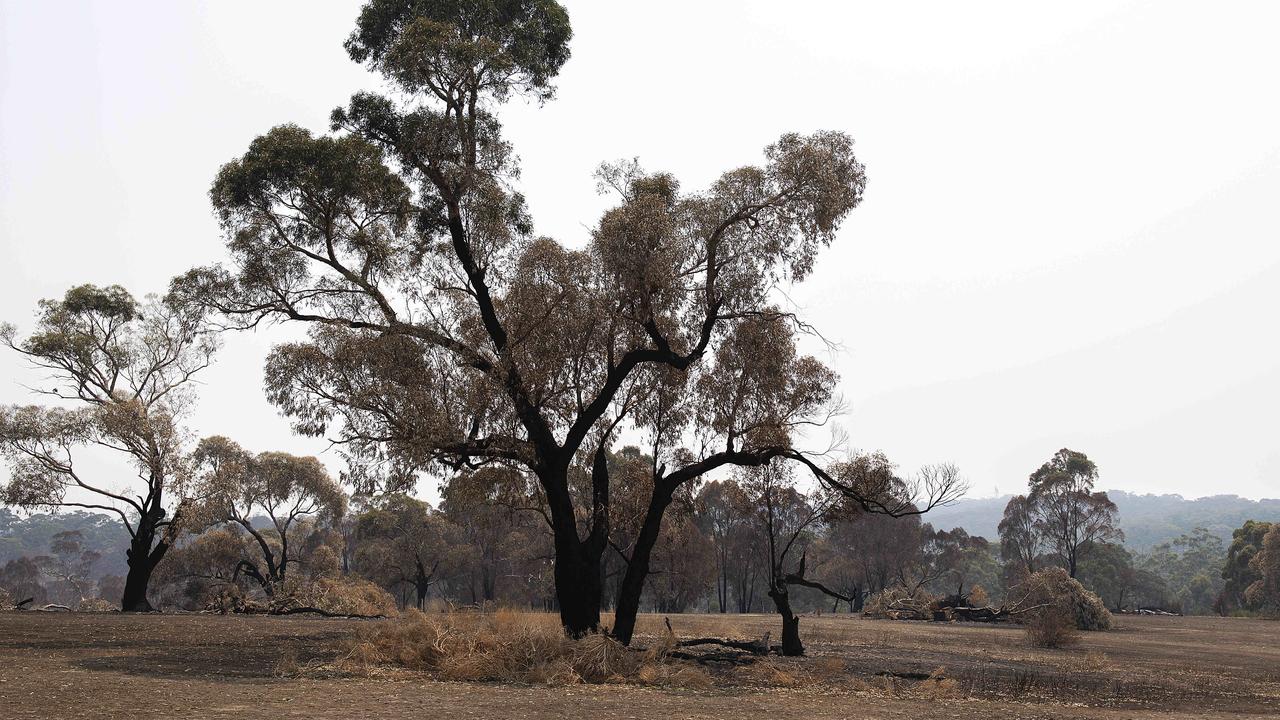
top-left (4, 448), bottom-right (1276, 620)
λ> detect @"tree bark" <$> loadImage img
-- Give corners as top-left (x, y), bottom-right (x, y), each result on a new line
top-left (611, 484), bottom-right (674, 645)
top-left (121, 531), bottom-right (167, 612)
top-left (767, 583), bottom-right (804, 656)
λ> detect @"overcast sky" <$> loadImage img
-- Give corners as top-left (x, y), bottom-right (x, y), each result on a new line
top-left (2, 1), bottom-right (1278, 502)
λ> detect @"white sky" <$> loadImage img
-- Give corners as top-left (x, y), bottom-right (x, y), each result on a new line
top-left (2, 1), bottom-right (1278, 503)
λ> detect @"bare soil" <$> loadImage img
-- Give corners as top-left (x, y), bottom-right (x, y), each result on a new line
top-left (0, 610), bottom-right (1276, 719)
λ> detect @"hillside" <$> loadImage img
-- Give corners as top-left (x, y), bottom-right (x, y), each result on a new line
top-left (924, 490), bottom-right (1280, 550)
top-left (0, 509), bottom-right (130, 578)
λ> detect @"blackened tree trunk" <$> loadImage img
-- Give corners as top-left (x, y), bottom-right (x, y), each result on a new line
top-left (120, 517), bottom-right (171, 612)
top-left (612, 483), bottom-right (675, 645)
top-left (767, 582), bottom-right (804, 656)
top-left (553, 534), bottom-right (603, 636)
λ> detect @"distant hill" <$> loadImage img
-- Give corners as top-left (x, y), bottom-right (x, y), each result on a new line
top-left (0, 509), bottom-right (130, 578)
top-left (924, 491), bottom-right (1280, 551)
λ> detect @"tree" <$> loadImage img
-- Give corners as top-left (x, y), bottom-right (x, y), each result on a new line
top-left (355, 494), bottom-right (463, 609)
top-left (0, 285), bottom-right (217, 610)
top-left (151, 527), bottom-right (257, 610)
top-left (998, 449), bottom-right (1122, 579)
top-left (191, 436), bottom-right (347, 596)
top-left (1076, 542), bottom-right (1136, 611)
top-left (696, 479), bottom-right (758, 613)
top-left (744, 453), bottom-right (963, 655)
top-left (166, 0), bottom-right (963, 640)
top-left (0, 556), bottom-right (46, 606)
top-left (1243, 524), bottom-right (1280, 614)
top-left (998, 494), bottom-right (1039, 575)
top-left (1220, 519), bottom-right (1272, 613)
top-left (646, 511), bottom-right (714, 613)
top-left (40, 529), bottom-right (102, 606)
top-left (1138, 527), bottom-right (1224, 615)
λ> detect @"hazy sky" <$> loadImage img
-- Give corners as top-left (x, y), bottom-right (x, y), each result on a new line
top-left (2, 1), bottom-right (1278, 502)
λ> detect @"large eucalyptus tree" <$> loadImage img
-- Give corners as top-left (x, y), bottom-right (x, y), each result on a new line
top-left (172, 0), bottom-right (958, 638)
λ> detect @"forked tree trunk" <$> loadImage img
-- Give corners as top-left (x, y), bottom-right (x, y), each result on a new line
top-left (121, 528), bottom-right (169, 612)
top-left (768, 583), bottom-right (804, 656)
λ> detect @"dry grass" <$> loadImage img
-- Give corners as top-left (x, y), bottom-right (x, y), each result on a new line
top-left (4, 611), bottom-right (1280, 718)
top-left (1025, 607), bottom-right (1081, 648)
top-left (336, 609), bottom-right (658, 686)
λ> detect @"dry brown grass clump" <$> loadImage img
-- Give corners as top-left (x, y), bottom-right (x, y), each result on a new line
top-left (76, 597), bottom-right (117, 612)
top-left (341, 609), bottom-right (643, 685)
top-left (1024, 606), bottom-right (1081, 648)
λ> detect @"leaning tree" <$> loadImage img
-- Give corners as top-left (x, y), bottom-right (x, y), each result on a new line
top-left (0, 285), bottom-right (217, 610)
top-left (171, 0), bottom-right (960, 638)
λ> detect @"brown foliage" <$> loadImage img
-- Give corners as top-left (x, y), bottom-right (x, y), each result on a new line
top-left (1017, 566), bottom-right (1112, 631)
top-left (1024, 606), bottom-right (1081, 648)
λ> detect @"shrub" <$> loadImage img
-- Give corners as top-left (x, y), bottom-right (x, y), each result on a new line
top-left (1015, 567), bottom-right (1112, 631)
top-left (0, 586), bottom-right (12, 610)
top-left (1024, 606), bottom-right (1080, 648)
top-left (280, 577), bottom-right (398, 617)
top-left (77, 597), bottom-right (117, 612)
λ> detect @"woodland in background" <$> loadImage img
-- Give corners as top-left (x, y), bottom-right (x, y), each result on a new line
top-left (3, 456), bottom-right (1276, 620)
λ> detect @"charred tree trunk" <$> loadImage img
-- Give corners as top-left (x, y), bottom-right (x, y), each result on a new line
top-left (121, 545), bottom-right (156, 612)
top-left (612, 483), bottom-right (675, 645)
top-left (121, 518), bottom-right (171, 612)
top-left (553, 536), bottom-right (602, 636)
top-left (767, 582), bottom-right (804, 656)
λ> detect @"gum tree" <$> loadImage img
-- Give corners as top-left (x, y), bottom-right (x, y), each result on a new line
top-left (0, 285), bottom-right (216, 610)
top-left (172, 0), bottom-right (963, 638)
top-left (190, 436), bottom-right (347, 596)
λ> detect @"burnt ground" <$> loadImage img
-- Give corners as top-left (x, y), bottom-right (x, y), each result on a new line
top-left (0, 611), bottom-right (1277, 719)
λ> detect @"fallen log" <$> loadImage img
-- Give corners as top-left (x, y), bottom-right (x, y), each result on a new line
top-left (676, 637), bottom-right (769, 655)
top-left (667, 649), bottom-right (762, 665)
top-left (269, 605), bottom-right (386, 619)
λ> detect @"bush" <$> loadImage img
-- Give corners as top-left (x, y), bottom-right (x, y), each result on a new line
top-left (77, 597), bottom-right (117, 612)
top-left (1024, 606), bottom-right (1080, 648)
top-left (1016, 567), bottom-right (1112, 631)
top-left (281, 577), bottom-right (398, 617)
top-left (345, 609), bottom-right (633, 684)
top-left (0, 587), bottom-right (12, 610)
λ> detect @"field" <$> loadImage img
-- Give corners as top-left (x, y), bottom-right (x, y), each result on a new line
top-left (1, 611), bottom-right (1277, 719)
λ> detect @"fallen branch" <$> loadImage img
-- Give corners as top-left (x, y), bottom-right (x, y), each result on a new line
top-left (269, 605), bottom-right (386, 620)
top-left (667, 649), bottom-right (762, 665)
top-left (676, 637), bottom-right (769, 655)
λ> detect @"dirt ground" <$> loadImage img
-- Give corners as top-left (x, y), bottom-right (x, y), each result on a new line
top-left (0, 610), bottom-right (1277, 720)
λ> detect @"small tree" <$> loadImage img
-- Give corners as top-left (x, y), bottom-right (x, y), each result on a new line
top-left (998, 494), bottom-right (1039, 575)
top-left (0, 285), bottom-right (217, 610)
top-left (1220, 520), bottom-right (1273, 613)
top-left (355, 494), bottom-right (463, 609)
top-left (40, 529), bottom-right (102, 606)
top-left (191, 436), bottom-right (347, 596)
top-left (746, 453), bottom-right (964, 655)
